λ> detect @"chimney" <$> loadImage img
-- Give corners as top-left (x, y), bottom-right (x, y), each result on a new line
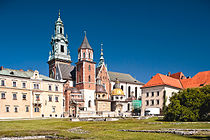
top-left (0, 66), bottom-right (3, 70)
top-left (168, 72), bottom-right (171, 76)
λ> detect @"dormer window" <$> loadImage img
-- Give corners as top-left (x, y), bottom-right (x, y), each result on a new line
top-left (61, 45), bottom-right (64, 53)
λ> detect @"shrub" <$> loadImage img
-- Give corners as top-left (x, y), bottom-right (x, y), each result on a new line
top-left (164, 85), bottom-right (210, 121)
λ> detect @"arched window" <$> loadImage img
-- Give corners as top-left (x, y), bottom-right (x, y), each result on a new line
top-left (83, 52), bottom-right (85, 58)
top-left (88, 75), bottom-right (91, 82)
top-left (121, 85), bottom-right (123, 90)
top-left (128, 86), bottom-right (131, 97)
top-left (89, 53), bottom-right (91, 59)
top-left (89, 65), bottom-right (91, 71)
top-left (88, 100), bottom-right (91, 107)
top-left (135, 87), bottom-right (137, 98)
top-left (60, 27), bottom-right (62, 34)
top-left (127, 104), bottom-right (130, 111)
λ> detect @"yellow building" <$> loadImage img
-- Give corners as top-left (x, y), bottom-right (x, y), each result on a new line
top-left (0, 67), bottom-right (64, 119)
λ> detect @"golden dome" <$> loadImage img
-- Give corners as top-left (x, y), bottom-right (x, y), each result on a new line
top-left (111, 88), bottom-right (124, 96)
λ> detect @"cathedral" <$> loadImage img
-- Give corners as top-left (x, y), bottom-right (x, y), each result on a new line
top-left (48, 11), bottom-right (144, 117)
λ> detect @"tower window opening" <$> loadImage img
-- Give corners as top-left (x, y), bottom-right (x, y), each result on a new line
top-left (83, 52), bottom-right (85, 58)
top-left (60, 27), bottom-right (62, 34)
top-left (61, 45), bottom-right (64, 53)
top-left (89, 65), bottom-right (91, 71)
top-left (88, 75), bottom-right (91, 82)
top-left (89, 53), bottom-right (91, 59)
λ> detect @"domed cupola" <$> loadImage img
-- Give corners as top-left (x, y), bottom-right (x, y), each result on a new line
top-left (111, 79), bottom-right (124, 96)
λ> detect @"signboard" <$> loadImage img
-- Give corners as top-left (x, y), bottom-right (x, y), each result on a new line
top-left (132, 100), bottom-right (141, 109)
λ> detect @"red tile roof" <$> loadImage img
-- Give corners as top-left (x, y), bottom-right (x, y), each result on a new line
top-left (181, 71), bottom-right (210, 89)
top-left (170, 72), bottom-right (186, 79)
top-left (142, 71), bottom-right (210, 89)
top-left (142, 73), bottom-right (183, 89)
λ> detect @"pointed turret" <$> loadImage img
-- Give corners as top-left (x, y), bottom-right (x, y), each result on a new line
top-left (78, 31), bottom-right (93, 51)
top-left (97, 43), bottom-right (105, 68)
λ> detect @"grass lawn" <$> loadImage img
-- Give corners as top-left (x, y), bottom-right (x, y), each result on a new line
top-left (0, 117), bottom-right (209, 140)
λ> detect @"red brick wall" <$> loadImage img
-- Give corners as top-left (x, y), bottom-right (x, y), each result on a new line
top-left (97, 64), bottom-right (111, 98)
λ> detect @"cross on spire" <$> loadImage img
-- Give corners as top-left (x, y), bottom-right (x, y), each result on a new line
top-left (58, 9), bottom-right (60, 18)
top-left (100, 43), bottom-right (103, 56)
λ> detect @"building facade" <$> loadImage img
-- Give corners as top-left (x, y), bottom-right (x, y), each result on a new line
top-left (48, 12), bottom-right (144, 117)
top-left (141, 71), bottom-right (210, 116)
top-left (0, 67), bottom-right (63, 119)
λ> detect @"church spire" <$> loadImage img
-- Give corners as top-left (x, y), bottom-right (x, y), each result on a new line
top-left (58, 9), bottom-right (60, 18)
top-left (97, 43), bottom-right (105, 68)
top-left (100, 43), bottom-right (104, 60)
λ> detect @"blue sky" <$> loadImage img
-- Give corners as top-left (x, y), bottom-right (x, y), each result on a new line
top-left (0, 0), bottom-right (210, 83)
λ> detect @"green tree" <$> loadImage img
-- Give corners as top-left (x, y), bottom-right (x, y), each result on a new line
top-left (164, 85), bottom-right (210, 121)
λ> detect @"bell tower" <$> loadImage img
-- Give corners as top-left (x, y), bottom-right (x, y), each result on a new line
top-left (48, 10), bottom-right (71, 80)
top-left (76, 32), bottom-right (96, 111)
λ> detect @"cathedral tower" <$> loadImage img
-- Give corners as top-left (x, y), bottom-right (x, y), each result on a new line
top-left (76, 32), bottom-right (96, 111)
top-left (48, 11), bottom-right (72, 81)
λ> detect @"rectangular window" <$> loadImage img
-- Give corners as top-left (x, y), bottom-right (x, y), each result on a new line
top-left (55, 96), bottom-right (59, 102)
top-left (157, 91), bottom-right (159, 96)
top-left (6, 106), bottom-right (10, 112)
top-left (1, 93), bottom-right (5, 99)
top-left (151, 92), bottom-right (154, 97)
top-left (34, 84), bottom-right (39, 89)
top-left (151, 100), bottom-right (154, 106)
top-left (34, 107), bottom-right (39, 112)
top-left (49, 85), bottom-right (52, 91)
top-left (55, 86), bottom-right (58, 91)
top-left (49, 96), bottom-right (52, 102)
top-left (157, 100), bottom-right (159, 105)
top-left (61, 45), bottom-right (64, 52)
top-left (13, 81), bottom-right (16, 87)
top-left (26, 106), bottom-right (29, 112)
top-left (14, 107), bottom-right (18, 112)
top-left (1, 80), bottom-right (5, 86)
top-left (146, 92), bottom-right (149, 97)
top-left (13, 93), bottom-right (17, 100)
top-left (22, 82), bottom-right (26, 88)
top-left (22, 94), bottom-right (26, 100)
top-left (36, 95), bottom-right (40, 101)
top-left (146, 100), bottom-right (149, 106)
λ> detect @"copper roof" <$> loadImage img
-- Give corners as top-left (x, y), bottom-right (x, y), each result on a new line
top-left (78, 34), bottom-right (93, 51)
